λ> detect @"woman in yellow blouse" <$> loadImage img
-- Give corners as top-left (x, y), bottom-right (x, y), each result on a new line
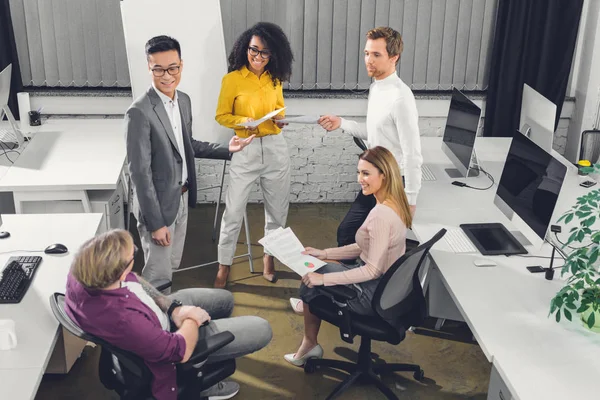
top-left (214, 22), bottom-right (294, 288)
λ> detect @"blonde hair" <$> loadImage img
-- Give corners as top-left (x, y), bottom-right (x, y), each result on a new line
top-left (359, 146), bottom-right (413, 228)
top-left (366, 26), bottom-right (403, 65)
top-left (71, 229), bottom-right (133, 289)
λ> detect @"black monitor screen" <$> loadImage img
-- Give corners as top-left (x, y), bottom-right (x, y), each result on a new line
top-left (496, 131), bottom-right (567, 239)
top-left (442, 88), bottom-right (481, 170)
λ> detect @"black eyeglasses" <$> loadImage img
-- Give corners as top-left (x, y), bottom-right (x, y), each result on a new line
top-left (151, 66), bottom-right (181, 77)
top-left (248, 47), bottom-right (271, 59)
top-left (125, 245), bottom-right (138, 267)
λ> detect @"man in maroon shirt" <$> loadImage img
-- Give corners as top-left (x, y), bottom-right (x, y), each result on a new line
top-left (65, 229), bottom-right (271, 400)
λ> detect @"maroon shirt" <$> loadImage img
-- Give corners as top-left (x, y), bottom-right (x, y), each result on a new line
top-left (65, 272), bottom-right (185, 400)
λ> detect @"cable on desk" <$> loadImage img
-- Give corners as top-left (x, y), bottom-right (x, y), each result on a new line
top-left (451, 167), bottom-right (495, 191)
top-left (0, 140), bottom-right (20, 164)
top-left (553, 231), bottom-right (587, 250)
top-left (0, 250), bottom-right (44, 255)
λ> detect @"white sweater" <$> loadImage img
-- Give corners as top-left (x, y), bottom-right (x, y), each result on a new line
top-left (340, 73), bottom-right (423, 204)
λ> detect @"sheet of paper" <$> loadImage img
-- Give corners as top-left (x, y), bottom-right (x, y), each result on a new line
top-left (259, 227), bottom-right (326, 276)
top-left (278, 115), bottom-right (320, 124)
top-left (236, 107), bottom-right (286, 128)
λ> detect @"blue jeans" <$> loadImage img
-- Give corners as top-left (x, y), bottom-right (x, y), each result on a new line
top-left (299, 260), bottom-right (380, 316)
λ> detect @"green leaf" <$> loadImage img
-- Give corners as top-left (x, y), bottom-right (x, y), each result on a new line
top-left (584, 216), bottom-right (597, 227)
top-left (577, 304), bottom-right (588, 313)
top-left (566, 302), bottom-right (576, 310)
top-left (587, 312), bottom-right (596, 329)
top-left (550, 299), bottom-right (557, 314)
top-left (565, 213), bottom-right (574, 224)
top-left (556, 310), bottom-right (561, 323)
top-left (557, 213), bottom-right (569, 223)
top-left (564, 309), bottom-right (572, 321)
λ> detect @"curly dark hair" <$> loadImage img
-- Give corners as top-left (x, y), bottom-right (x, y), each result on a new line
top-left (228, 22), bottom-right (294, 86)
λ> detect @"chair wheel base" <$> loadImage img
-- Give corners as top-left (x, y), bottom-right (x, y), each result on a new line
top-left (413, 369), bottom-right (425, 381)
top-left (304, 360), bottom-right (317, 374)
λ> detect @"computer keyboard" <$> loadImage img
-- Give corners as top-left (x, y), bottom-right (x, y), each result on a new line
top-left (0, 256), bottom-right (42, 304)
top-left (422, 165), bottom-right (436, 181)
top-left (444, 228), bottom-right (478, 254)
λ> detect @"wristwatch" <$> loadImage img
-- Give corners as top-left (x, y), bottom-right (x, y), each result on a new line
top-left (167, 300), bottom-right (183, 318)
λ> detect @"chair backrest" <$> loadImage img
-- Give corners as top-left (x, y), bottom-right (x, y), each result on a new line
top-left (371, 229), bottom-right (446, 330)
top-left (49, 293), bottom-right (153, 399)
top-left (580, 130), bottom-right (600, 163)
top-left (354, 137), bottom-right (368, 152)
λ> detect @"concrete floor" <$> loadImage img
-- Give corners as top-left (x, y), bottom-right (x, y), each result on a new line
top-left (36, 203), bottom-right (490, 399)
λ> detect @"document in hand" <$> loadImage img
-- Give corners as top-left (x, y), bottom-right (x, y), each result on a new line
top-left (236, 107), bottom-right (286, 128)
top-left (278, 115), bottom-right (320, 124)
top-left (259, 227), bottom-right (327, 276)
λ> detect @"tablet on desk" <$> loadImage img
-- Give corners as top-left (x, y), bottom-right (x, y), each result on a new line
top-left (460, 223), bottom-right (528, 256)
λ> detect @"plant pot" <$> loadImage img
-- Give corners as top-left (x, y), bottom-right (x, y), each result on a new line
top-left (580, 307), bottom-right (600, 333)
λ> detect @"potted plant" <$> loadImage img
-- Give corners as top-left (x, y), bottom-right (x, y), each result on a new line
top-left (549, 163), bottom-right (600, 331)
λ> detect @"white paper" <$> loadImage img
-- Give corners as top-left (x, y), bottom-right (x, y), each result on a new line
top-left (236, 107), bottom-right (286, 128)
top-left (259, 227), bottom-right (326, 276)
top-left (278, 115), bottom-right (320, 124)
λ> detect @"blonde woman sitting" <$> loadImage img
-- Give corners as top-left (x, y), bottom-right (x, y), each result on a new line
top-left (285, 146), bottom-right (412, 366)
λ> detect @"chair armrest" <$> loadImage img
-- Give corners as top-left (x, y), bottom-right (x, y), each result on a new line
top-left (152, 279), bottom-right (172, 292)
top-left (316, 285), bottom-right (358, 344)
top-left (181, 330), bottom-right (235, 371)
top-left (317, 285), bottom-right (358, 302)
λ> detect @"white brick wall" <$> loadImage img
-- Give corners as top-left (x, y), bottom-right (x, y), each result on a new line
top-left (194, 114), bottom-right (572, 204)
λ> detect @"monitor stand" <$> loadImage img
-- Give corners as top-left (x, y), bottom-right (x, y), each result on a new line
top-left (445, 149), bottom-right (481, 178)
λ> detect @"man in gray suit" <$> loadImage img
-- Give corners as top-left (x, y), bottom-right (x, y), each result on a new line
top-left (126, 35), bottom-right (254, 287)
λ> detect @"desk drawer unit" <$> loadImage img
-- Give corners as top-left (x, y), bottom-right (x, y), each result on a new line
top-left (487, 363), bottom-right (515, 400)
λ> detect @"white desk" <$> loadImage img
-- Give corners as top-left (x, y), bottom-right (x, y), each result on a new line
top-left (0, 213), bottom-right (103, 400)
top-left (0, 119), bottom-right (126, 216)
top-left (414, 137), bottom-right (600, 399)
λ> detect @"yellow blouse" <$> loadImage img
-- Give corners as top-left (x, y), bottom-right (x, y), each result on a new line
top-left (215, 66), bottom-right (285, 138)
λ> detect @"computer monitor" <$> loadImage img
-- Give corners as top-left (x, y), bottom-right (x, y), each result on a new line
top-left (462, 131), bottom-right (567, 255)
top-left (519, 84), bottom-right (556, 153)
top-left (0, 64), bottom-right (25, 149)
top-left (493, 131), bottom-right (567, 249)
top-left (441, 88), bottom-right (482, 178)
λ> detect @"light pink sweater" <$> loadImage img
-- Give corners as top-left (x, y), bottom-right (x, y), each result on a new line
top-left (322, 204), bottom-right (407, 286)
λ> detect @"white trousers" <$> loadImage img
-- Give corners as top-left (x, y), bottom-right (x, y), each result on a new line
top-left (218, 134), bottom-right (291, 265)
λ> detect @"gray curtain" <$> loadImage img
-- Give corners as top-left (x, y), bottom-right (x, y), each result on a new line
top-left (220, 0), bottom-right (498, 90)
top-left (8, 0), bottom-right (130, 87)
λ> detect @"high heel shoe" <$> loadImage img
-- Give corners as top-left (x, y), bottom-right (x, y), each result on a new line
top-left (284, 344), bottom-right (323, 367)
top-left (289, 297), bottom-right (304, 315)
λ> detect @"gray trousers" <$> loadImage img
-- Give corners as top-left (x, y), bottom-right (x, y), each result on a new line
top-left (218, 134), bottom-right (291, 265)
top-left (138, 192), bottom-right (188, 285)
top-left (169, 288), bottom-right (272, 363)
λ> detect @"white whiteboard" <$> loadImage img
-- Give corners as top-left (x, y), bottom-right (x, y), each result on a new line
top-left (120, 0), bottom-right (231, 144)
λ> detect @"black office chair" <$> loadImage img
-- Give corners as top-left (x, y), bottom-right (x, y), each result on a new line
top-left (49, 293), bottom-right (236, 400)
top-left (580, 130), bottom-right (600, 164)
top-left (353, 137), bottom-right (368, 152)
top-left (304, 229), bottom-right (446, 400)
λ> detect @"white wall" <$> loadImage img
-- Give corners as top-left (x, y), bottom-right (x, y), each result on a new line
top-left (565, 0), bottom-right (600, 162)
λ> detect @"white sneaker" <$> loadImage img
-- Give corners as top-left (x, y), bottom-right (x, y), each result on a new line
top-left (200, 380), bottom-right (240, 400)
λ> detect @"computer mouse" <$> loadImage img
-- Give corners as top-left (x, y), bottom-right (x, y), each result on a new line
top-left (473, 258), bottom-right (497, 267)
top-left (45, 243), bottom-right (68, 254)
top-left (0, 231), bottom-right (10, 239)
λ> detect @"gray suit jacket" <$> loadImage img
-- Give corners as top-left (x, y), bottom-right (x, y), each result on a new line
top-left (125, 87), bottom-right (230, 232)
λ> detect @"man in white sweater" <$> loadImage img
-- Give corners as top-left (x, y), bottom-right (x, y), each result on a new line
top-left (319, 26), bottom-right (423, 246)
